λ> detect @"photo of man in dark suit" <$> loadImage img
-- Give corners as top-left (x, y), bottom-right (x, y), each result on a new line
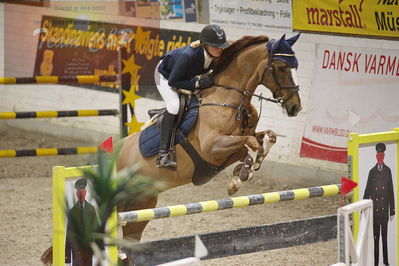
top-left (363, 143), bottom-right (395, 266)
top-left (65, 178), bottom-right (99, 266)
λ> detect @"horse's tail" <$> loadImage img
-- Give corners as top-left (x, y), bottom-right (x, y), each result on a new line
top-left (40, 246), bottom-right (52, 265)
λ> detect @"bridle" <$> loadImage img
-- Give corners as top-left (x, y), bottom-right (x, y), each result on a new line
top-left (197, 40), bottom-right (300, 132)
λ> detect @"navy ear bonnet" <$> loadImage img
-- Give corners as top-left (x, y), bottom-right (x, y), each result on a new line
top-left (266, 33), bottom-right (300, 68)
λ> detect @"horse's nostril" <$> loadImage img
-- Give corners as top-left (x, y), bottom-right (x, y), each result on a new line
top-left (289, 104), bottom-right (301, 116)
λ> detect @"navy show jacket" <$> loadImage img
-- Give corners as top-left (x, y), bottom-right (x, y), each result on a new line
top-left (158, 45), bottom-right (213, 91)
top-left (363, 163), bottom-right (395, 223)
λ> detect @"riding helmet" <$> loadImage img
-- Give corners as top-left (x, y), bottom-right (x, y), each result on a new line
top-left (200, 24), bottom-right (230, 49)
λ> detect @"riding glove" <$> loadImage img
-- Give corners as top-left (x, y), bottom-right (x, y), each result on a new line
top-left (197, 74), bottom-right (214, 89)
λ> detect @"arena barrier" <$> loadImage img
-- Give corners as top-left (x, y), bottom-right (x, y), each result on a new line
top-left (0, 147), bottom-right (98, 157)
top-left (0, 73), bottom-right (128, 157)
top-left (0, 109), bottom-right (119, 119)
top-left (52, 165), bottom-right (341, 264)
top-left (124, 214), bottom-right (337, 265)
top-left (118, 184), bottom-right (341, 225)
top-left (0, 75), bottom-right (117, 84)
top-left (1, 46), bottom-right (140, 157)
top-left (120, 185), bottom-right (340, 264)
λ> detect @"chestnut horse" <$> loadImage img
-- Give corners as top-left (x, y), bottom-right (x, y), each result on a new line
top-left (41, 34), bottom-right (302, 265)
top-left (116, 34), bottom-right (302, 241)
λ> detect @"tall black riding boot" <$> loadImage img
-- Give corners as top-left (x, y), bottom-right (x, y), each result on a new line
top-left (156, 111), bottom-right (177, 169)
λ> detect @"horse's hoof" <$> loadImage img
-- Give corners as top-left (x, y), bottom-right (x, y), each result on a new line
top-left (239, 155), bottom-right (254, 181)
top-left (227, 176), bottom-right (242, 196)
top-left (233, 164), bottom-right (243, 177)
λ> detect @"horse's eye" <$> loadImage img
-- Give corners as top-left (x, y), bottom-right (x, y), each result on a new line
top-left (278, 66), bottom-right (288, 72)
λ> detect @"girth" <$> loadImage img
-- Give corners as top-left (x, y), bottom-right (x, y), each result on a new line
top-left (177, 131), bottom-right (225, 186)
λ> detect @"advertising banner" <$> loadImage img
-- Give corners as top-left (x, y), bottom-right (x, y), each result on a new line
top-left (300, 43), bottom-right (399, 163)
top-left (34, 16), bottom-right (199, 99)
top-left (119, 1), bottom-right (185, 20)
top-left (209, 0), bottom-right (292, 31)
top-left (184, 0), bottom-right (198, 22)
top-left (34, 16), bottom-right (199, 134)
top-left (160, 0), bottom-right (184, 20)
top-left (293, 0), bottom-right (399, 38)
top-left (135, 0), bottom-right (160, 19)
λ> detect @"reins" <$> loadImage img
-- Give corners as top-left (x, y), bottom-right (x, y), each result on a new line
top-left (199, 83), bottom-right (283, 130)
top-left (212, 83), bottom-right (284, 104)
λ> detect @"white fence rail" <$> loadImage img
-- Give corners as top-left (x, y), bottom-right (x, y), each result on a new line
top-left (332, 200), bottom-right (373, 266)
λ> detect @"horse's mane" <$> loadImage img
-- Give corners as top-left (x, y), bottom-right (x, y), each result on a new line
top-left (213, 36), bottom-right (269, 75)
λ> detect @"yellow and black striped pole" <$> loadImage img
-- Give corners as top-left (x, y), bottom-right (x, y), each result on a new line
top-left (0, 109), bottom-right (118, 119)
top-left (0, 147), bottom-right (98, 157)
top-left (118, 184), bottom-right (341, 225)
top-left (0, 75), bottom-right (117, 84)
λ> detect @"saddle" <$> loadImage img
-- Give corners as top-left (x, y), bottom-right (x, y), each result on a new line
top-left (138, 93), bottom-right (225, 185)
top-left (139, 94), bottom-right (197, 156)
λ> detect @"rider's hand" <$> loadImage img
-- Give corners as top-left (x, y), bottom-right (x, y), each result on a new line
top-left (197, 73), bottom-right (214, 89)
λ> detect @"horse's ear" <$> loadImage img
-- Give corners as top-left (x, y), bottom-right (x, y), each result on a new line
top-left (286, 33), bottom-right (301, 47)
top-left (279, 34), bottom-right (286, 45)
top-left (271, 34), bottom-right (286, 51)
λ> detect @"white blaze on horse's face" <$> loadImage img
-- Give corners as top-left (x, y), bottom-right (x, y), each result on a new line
top-left (290, 68), bottom-right (299, 87)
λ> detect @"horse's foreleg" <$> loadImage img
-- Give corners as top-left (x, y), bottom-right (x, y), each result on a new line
top-left (210, 135), bottom-right (261, 161)
top-left (254, 130), bottom-right (277, 170)
top-left (228, 149), bottom-right (258, 195)
top-left (210, 135), bottom-right (261, 195)
top-left (222, 130), bottom-right (277, 195)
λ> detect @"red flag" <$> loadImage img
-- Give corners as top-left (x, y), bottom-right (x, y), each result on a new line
top-left (341, 177), bottom-right (357, 195)
top-left (99, 137), bottom-right (113, 153)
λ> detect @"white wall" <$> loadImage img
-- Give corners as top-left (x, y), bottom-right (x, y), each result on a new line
top-left (1, 2), bottom-right (398, 173)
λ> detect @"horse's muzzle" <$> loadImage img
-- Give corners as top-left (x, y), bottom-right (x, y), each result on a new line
top-left (286, 103), bottom-right (302, 117)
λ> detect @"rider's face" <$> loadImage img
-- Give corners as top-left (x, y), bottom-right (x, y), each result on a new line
top-left (205, 45), bottom-right (223, 58)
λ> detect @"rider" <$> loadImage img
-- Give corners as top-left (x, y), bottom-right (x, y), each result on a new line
top-left (155, 24), bottom-right (230, 169)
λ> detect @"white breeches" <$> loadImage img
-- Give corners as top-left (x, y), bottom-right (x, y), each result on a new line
top-left (155, 60), bottom-right (180, 115)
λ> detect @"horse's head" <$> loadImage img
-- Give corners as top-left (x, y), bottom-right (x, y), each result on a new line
top-left (262, 33), bottom-right (302, 117)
